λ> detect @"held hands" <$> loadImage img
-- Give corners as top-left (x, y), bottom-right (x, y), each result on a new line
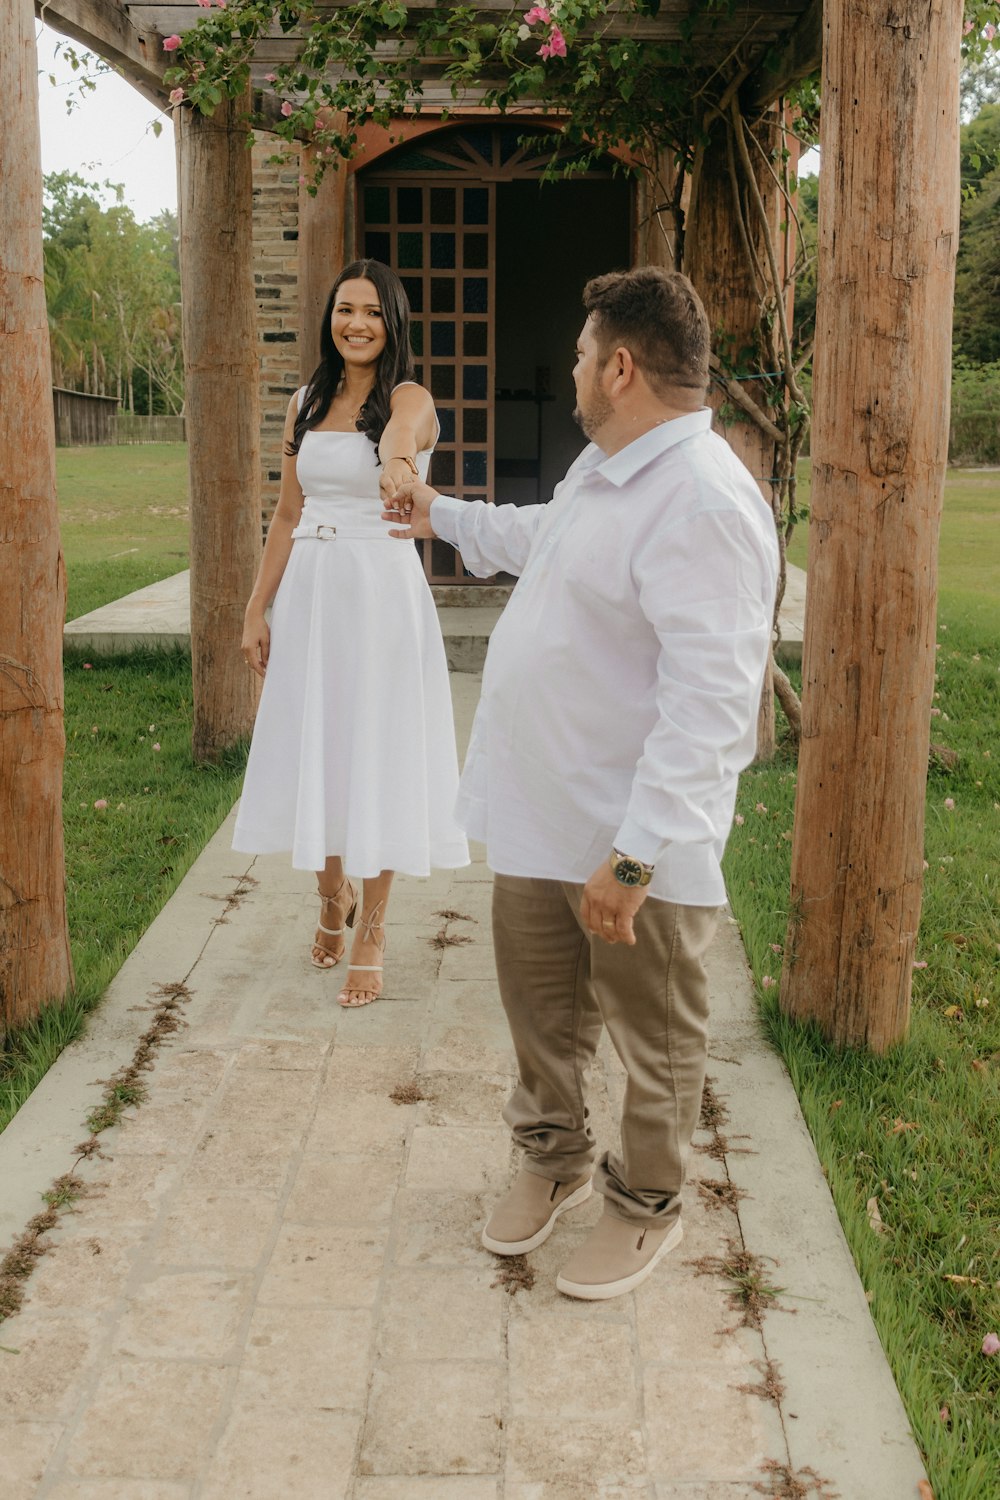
top-left (381, 478), bottom-right (440, 540)
top-left (378, 457), bottom-right (420, 506)
top-left (580, 863), bottom-right (649, 946)
top-left (241, 609), bottom-right (270, 678)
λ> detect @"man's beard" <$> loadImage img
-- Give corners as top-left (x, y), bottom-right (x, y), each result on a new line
top-left (572, 376), bottom-right (613, 440)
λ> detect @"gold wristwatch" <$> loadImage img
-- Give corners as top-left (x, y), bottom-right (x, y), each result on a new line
top-left (609, 848), bottom-right (654, 887)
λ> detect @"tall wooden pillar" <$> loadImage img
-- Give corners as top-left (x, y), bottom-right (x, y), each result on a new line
top-left (635, 147), bottom-right (677, 271)
top-left (781, 0), bottom-right (961, 1050)
top-left (0, 0), bottom-right (74, 1031)
top-left (684, 108), bottom-right (785, 758)
top-left (299, 140), bottom-right (349, 383)
top-left (176, 92), bottom-right (262, 763)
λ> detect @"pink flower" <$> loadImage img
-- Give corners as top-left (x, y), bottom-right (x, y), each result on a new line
top-left (944, 797), bottom-right (955, 811)
top-left (985, 21), bottom-right (997, 37)
top-left (197, 0), bottom-right (212, 6)
top-left (733, 813), bottom-right (745, 825)
top-left (761, 975), bottom-right (776, 989)
top-left (913, 960), bottom-right (928, 970)
top-left (524, 4), bottom-right (551, 22)
top-left (770, 943), bottom-right (783, 954)
top-left (964, 18), bottom-right (975, 31)
top-left (163, 33), bottom-right (181, 51)
top-left (152, 742), bottom-right (161, 752)
top-left (83, 663), bottom-right (93, 669)
top-left (982, 1332), bottom-right (1000, 1356)
top-left (299, 174), bottom-right (307, 184)
top-left (755, 802), bottom-right (767, 814)
top-left (169, 87), bottom-right (185, 105)
top-left (930, 706), bottom-right (942, 716)
top-left (539, 24), bottom-right (567, 58)
top-left (281, 100), bottom-right (293, 117)
top-left (265, 72), bottom-right (277, 83)
top-left (94, 799), bottom-right (108, 811)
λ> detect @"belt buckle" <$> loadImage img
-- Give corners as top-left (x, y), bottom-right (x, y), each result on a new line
top-left (316, 523), bottom-right (337, 540)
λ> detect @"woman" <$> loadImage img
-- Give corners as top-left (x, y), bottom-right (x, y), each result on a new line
top-left (233, 259), bottom-right (469, 1006)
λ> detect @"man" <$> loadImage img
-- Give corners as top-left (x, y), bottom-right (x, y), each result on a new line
top-left (385, 266), bottom-right (778, 1300)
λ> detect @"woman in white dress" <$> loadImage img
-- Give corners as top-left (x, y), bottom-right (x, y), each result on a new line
top-left (234, 259), bottom-right (469, 1006)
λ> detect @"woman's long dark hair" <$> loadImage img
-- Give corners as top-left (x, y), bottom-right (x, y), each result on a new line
top-left (286, 258), bottom-right (416, 459)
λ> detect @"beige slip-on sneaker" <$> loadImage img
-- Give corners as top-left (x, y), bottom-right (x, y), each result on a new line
top-left (481, 1168), bottom-right (593, 1255)
top-left (556, 1213), bottom-right (683, 1300)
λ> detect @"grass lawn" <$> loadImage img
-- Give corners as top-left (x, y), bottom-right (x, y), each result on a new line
top-left (57, 442), bottom-right (189, 620)
top-left (728, 464), bottom-right (1000, 1498)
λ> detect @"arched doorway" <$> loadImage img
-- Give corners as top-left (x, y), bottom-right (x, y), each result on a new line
top-left (357, 125), bottom-right (632, 581)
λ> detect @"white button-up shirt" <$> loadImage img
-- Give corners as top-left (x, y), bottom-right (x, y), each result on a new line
top-left (431, 408), bottom-right (779, 906)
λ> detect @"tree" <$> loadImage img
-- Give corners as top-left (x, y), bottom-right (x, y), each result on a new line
top-left (953, 104), bottom-right (1000, 365)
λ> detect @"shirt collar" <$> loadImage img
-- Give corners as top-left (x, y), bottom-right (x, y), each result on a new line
top-left (581, 408), bottom-right (714, 489)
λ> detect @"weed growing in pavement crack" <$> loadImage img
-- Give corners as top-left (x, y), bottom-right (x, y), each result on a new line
top-left (389, 1081), bottom-right (428, 1105)
top-left (752, 1458), bottom-right (839, 1497)
top-left (490, 1254), bottom-right (536, 1295)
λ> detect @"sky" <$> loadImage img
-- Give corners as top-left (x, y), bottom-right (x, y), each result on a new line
top-left (34, 18), bottom-right (819, 225)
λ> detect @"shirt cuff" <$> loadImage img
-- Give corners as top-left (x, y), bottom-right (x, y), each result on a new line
top-left (429, 493), bottom-right (463, 546)
top-left (612, 817), bottom-right (669, 869)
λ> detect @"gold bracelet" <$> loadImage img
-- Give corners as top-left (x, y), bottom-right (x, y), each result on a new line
top-left (390, 455), bottom-right (419, 477)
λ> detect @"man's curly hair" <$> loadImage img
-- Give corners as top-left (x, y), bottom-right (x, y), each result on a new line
top-left (582, 266), bottom-right (710, 395)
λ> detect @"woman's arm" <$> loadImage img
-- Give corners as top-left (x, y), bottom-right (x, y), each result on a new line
top-left (241, 394), bottom-right (305, 677)
top-left (377, 383), bottom-right (437, 504)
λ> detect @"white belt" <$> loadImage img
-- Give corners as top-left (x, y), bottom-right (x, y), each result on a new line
top-left (291, 522), bottom-right (395, 541)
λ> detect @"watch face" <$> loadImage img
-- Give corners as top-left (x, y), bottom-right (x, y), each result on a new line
top-left (615, 858), bottom-right (644, 886)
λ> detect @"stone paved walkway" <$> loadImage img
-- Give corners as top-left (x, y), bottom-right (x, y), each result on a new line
top-left (0, 675), bottom-right (926, 1500)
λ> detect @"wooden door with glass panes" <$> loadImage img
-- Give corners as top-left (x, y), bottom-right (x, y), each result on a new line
top-left (360, 155), bottom-right (494, 583)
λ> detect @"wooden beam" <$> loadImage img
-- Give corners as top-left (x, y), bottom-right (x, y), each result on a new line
top-left (298, 137), bottom-right (349, 383)
top-left (175, 91), bottom-right (262, 761)
top-left (745, 0), bottom-right (822, 108)
top-left (780, 0), bottom-right (962, 1050)
top-left (35, 0), bottom-right (169, 108)
top-left (1, 0), bottom-right (75, 1030)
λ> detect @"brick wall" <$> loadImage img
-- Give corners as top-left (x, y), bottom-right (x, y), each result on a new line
top-left (252, 140), bottom-right (301, 526)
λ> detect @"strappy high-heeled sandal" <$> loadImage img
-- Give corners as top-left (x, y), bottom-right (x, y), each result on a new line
top-left (337, 900), bottom-right (386, 1007)
top-left (311, 878), bottom-right (357, 970)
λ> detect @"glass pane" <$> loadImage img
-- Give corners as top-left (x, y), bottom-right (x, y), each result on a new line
top-left (463, 321), bottom-right (488, 357)
top-left (414, 363), bottom-right (424, 385)
top-left (430, 187), bottom-right (456, 224)
top-left (431, 279), bottom-right (456, 313)
top-left (365, 231), bottom-right (391, 263)
top-left (364, 186), bottom-right (390, 223)
top-left (431, 538), bottom-right (458, 576)
top-left (432, 450), bottom-right (455, 487)
top-left (397, 232), bottom-right (423, 268)
top-left (499, 129), bottom-right (524, 164)
top-left (430, 233), bottom-right (456, 270)
top-left (410, 322), bottom-right (424, 356)
top-left (397, 186), bottom-right (422, 223)
top-left (462, 128), bottom-right (494, 162)
top-left (430, 323), bottom-right (455, 357)
top-left (463, 278), bottom-right (488, 314)
top-left (464, 408), bottom-right (488, 442)
top-left (431, 366), bottom-right (456, 401)
top-left (464, 234), bottom-right (489, 269)
top-left (463, 187), bottom-right (489, 226)
top-left (463, 451), bottom-right (488, 487)
top-left (438, 407), bottom-right (456, 442)
top-left (463, 365), bottom-right (488, 401)
top-left (400, 276), bottom-right (423, 313)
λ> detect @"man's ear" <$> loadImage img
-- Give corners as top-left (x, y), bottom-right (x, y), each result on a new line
top-left (610, 345), bottom-right (635, 391)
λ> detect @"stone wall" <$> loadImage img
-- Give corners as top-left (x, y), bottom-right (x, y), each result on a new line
top-left (252, 140), bottom-right (301, 526)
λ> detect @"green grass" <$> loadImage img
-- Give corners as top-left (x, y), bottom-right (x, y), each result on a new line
top-left (0, 649), bottom-right (246, 1132)
top-left (57, 443), bottom-right (189, 619)
top-left (729, 464), bottom-right (1000, 1498)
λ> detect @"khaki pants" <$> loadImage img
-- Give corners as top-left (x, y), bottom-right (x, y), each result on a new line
top-left (492, 875), bottom-right (720, 1227)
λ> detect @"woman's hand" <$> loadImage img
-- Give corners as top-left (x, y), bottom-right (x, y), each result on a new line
top-left (382, 479), bottom-right (440, 540)
top-left (379, 457), bottom-right (419, 505)
top-left (242, 608), bottom-right (270, 678)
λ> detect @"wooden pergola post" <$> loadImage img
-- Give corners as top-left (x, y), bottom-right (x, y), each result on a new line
top-left (0, 0), bottom-right (75, 1031)
top-left (781, 0), bottom-right (962, 1050)
top-left (298, 138), bottom-right (349, 383)
top-left (175, 91), bottom-right (262, 763)
top-left (684, 107), bottom-right (787, 758)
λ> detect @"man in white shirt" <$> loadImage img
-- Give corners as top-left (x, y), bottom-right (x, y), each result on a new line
top-left (386, 266), bottom-right (778, 1300)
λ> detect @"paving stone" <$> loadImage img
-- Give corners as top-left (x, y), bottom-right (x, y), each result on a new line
top-left (428, 981), bottom-right (506, 1028)
top-left (229, 1038), bottom-right (330, 1071)
top-left (150, 1047), bottom-right (230, 1097)
top-left (404, 1126), bottom-right (511, 1193)
top-left (103, 1095), bottom-right (212, 1159)
top-left (505, 1418), bottom-right (646, 1485)
top-left (306, 1090), bottom-right (413, 1157)
top-left (507, 1483), bottom-right (650, 1500)
top-left (199, 1405), bottom-right (360, 1500)
top-left (155, 1189), bottom-right (279, 1270)
top-left (45, 1484), bottom-right (192, 1500)
top-left (508, 1314), bottom-right (639, 1421)
top-left (71, 1155), bottom-right (181, 1229)
top-left (65, 1359), bottom-right (229, 1481)
top-left (421, 1025), bottom-right (514, 1075)
top-left (358, 1361), bottom-right (502, 1475)
top-left (257, 1223), bottom-right (389, 1306)
top-left (391, 1188), bottom-right (489, 1268)
top-left (112, 1269), bottom-right (253, 1359)
top-left (184, 1125), bottom-right (297, 1193)
top-left (376, 1267), bottom-right (505, 1360)
top-left (353, 1481), bottom-right (499, 1499)
top-left (0, 1419), bottom-right (62, 1499)
top-left (437, 941), bottom-right (500, 982)
top-left (237, 1306), bottom-right (373, 1410)
top-left (414, 1071), bottom-right (510, 1127)
top-left (324, 1045), bottom-right (422, 1094)
top-left (26, 1228), bottom-right (142, 1313)
top-left (0, 1315), bottom-right (101, 1421)
top-left (285, 1153), bottom-right (402, 1225)
top-left (653, 1486), bottom-right (764, 1498)
top-left (634, 1256), bottom-right (758, 1363)
top-left (642, 1362), bottom-right (782, 1481)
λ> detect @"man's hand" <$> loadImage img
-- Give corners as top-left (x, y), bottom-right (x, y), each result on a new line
top-left (580, 862), bottom-right (649, 946)
top-left (381, 479), bottom-right (440, 540)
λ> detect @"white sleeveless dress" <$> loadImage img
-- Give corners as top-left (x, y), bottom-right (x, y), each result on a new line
top-left (232, 402), bottom-right (470, 876)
